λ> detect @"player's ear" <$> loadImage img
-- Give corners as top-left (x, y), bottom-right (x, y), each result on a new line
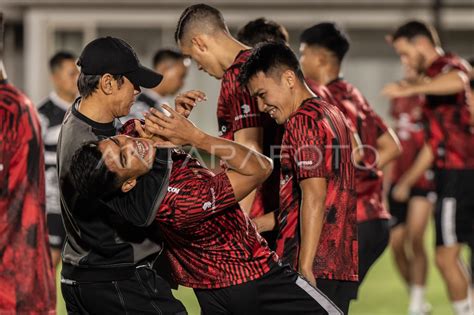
top-left (121, 178), bottom-right (137, 193)
top-left (192, 36), bottom-right (207, 52)
top-left (283, 70), bottom-right (295, 88)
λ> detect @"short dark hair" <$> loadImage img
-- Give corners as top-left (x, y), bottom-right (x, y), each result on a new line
top-left (77, 73), bottom-right (124, 98)
top-left (300, 22), bottom-right (350, 63)
top-left (152, 49), bottom-right (184, 68)
top-left (49, 51), bottom-right (76, 73)
top-left (238, 42), bottom-right (305, 87)
top-left (237, 18), bottom-right (289, 47)
top-left (392, 20), bottom-right (440, 46)
top-left (175, 3), bottom-right (227, 44)
top-left (70, 140), bottom-right (123, 199)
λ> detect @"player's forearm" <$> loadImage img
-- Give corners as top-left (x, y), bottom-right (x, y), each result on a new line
top-left (376, 129), bottom-right (402, 169)
top-left (298, 196), bottom-right (325, 273)
top-left (410, 71), bottom-right (467, 96)
top-left (398, 143), bottom-right (434, 188)
top-left (191, 132), bottom-right (273, 178)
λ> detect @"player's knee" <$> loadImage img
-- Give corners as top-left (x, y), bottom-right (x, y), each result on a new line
top-left (409, 235), bottom-right (425, 253)
top-left (435, 248), bottom-right (455, 272)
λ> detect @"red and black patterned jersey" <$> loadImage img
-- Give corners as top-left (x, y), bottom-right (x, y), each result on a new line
top-left (276, 97), bottom-right (358, 282)
top-left (217, 49), bottom-right (284, 219)
top-left (0, 81), bottom-right (56, 313)
top-left (327, 78), bottom-right (391, 222)
top-left (155, 151), bottom-right (278, 289)
top-left (423, 53), bottom-right (474, 170)
top-left (390, 95), bottom-right (435, 190)
top-left (306, 79), bottom-right (338, 105)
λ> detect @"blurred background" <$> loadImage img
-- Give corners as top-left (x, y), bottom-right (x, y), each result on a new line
top-left (1, 1), bottom-right (473, 314)
top-left (1, 0), bottom-right (473, 135)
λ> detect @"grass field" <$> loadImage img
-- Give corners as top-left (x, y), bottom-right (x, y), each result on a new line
top-left (56, 221), bottom-right (456, 314)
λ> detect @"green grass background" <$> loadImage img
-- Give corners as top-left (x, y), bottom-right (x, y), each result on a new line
top-left (56, 221), bottom-right (456, 314)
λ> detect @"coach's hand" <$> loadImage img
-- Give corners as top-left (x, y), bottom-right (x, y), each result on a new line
top-left (144, 105), bottom-right (202, 146)
top-left (134, 120), bottom-right (176, 148)
top-left (392, 182), bottom-right (410, 202)
top-left (175, 90), bottom-right (207, 118)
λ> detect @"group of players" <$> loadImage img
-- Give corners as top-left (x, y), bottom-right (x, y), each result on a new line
top-left (1, 3), bottom-right (473, 315)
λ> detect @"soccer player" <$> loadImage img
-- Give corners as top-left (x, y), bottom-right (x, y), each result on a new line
top-left (237, 17), bottom-right (336, 104)
top-left (0, 31), bottom-right (56, 312)
top-left (70, 106), bottom-right (343, 315)
top-left (298, 22), bottom-right (401, 296)
top-left (122, 49), bottom-right (190, 122)
top-left (237, 17), bottom-right (289, 47)
top-left (387, 21), bottom-right (474, 315)
top-left (57, 36), bottom-right (187, 313)
top-left (387, 65), bottom-right (435, 315)
top-left (174, 5), bottom-right (284, 238)
top-left (239, 42), bottom-right (359, 314)
top-left (37, 51), bottom-right (79, 268)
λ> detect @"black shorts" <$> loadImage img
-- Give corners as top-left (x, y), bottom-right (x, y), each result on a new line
top-left (434, 170), bottom-right (474, 247)
top-left (388, 185), bottom-right (434, 228)
top-left (47, 212), bottom-right (66, 250)
top-left (357, 219), bottom-right (390, 290)
top-left (316, 279), bottom-right (358, 314)
top-left (61, 265), bottom-right (186, 314)
top-left (194, 263), bottom-right (342, 315)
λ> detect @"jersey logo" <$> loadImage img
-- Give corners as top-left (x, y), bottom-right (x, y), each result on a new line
top-left (202, 201), bottom-right (212, 210)
top-left (167, 186), bottom-right (181, 194)
top-left (241, 104), bottom-right (251, 115)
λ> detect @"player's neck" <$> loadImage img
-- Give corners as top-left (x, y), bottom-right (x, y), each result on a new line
top-left (78, 95), bottom-right (115, 124)
top-left (56, 89), bottom-right (76, 104)
top-left (424, 46), bottom-right (443, 69)
top-left (220, 36), bottom-right (250, 71)
top-left (320, 64), bottom-right (340, 85)
top-left (293, 83), bottom-right (316, 111)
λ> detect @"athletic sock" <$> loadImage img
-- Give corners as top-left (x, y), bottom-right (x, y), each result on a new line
top-left (408, 285), bottom-right (426, 312)
top-left (452, 297), bottom-right (474, 315)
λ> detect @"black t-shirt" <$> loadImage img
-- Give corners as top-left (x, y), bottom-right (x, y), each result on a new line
top-left (57, 98), bottom-right (171, 281)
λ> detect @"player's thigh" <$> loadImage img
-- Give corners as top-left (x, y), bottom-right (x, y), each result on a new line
top-left (406, 196), bottom-right (432, 239)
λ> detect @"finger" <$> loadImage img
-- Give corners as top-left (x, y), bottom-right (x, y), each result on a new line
top-left (176, 96), bottom-right (198, 108)
top-left (185, 90), bottom-right (207, 101)
top-left (147, 108), bottom-right (174, 124)
top-left (161, 104), bottom-right (180, 117)
top-left (134, 120), bottom-right (148, 138)
top-left (144, 115), bottom-right (169, 130)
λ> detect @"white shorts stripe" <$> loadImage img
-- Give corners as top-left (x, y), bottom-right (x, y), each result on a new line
top-left (295, 277), bottom-right (343, 315)
top-left (441, 197), bottom-right (457, 246)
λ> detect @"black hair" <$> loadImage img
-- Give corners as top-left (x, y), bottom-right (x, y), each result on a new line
top-left (300, 22), bottom-right (350, 63)
top-left (152, 49), bottom-right (184, 68)
top-left (392, 20), bottom-right (440, 46)
top-left (237, 18), bottom-right (289, 47)
top-left (175, 3), bottom-right (227, 43)
top-left (70, 140), bottom-right (123, 199)
top-left (49, 51), bottom-right (76, 73)
top-left (238, 41), bottom-right (304, 87)
top-left (77, 73), bottom-right (124, 98)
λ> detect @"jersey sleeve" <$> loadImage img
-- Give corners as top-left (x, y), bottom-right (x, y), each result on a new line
top-left (368, 106), bottom-right (389, 138)
top-left (287, 114), bottom-right (328, 181)
top-left (157, 172), bottom-right (237, 228)
top-left (223, 69), bottom-right (264, 132)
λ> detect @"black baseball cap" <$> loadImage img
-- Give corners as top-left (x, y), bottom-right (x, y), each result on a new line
top-left (77, 36), bottom-right (163, 88)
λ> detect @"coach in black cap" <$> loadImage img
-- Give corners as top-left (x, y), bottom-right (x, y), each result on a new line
top-left (57, 36), bottom-right (187, 314)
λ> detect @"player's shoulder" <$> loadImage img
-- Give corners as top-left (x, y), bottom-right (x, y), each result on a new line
top-left (429, 53), bottom-right (469, 75)
top-left (288, 97), bottom-right (326, 125)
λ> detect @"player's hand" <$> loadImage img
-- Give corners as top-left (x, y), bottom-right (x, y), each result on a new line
top-left (299, 267), bottom-right (317, 287)
top-left (134, 120), bottom-right (176, 148)
top-left (382, 82), bottom-right (415, 98)
top-left (252, 212), bottom-right (276, 233)
top-left (175, 90), bottom-right (207, 118)
top-left (144, 105), bottom-right (202, 146)
top-left (392, 182), bottom-right (410, 202)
